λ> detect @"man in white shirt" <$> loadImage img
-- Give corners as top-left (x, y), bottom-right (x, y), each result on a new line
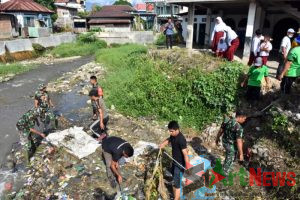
top-left (276, 28), bottom-right (295, 79)
top-left (248, 29), bottom-right (264, 66)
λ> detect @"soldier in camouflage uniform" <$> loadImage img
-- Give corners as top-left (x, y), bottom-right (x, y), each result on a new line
top-left (34, 84), bottom-right (57, 128)
top-left (216, 111), bottom-right (247, 174)
top-left (16, 108), bottom-right (46, 165)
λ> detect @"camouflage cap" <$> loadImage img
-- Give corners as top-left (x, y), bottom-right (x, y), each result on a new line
top-left (38, 83), bottom-right (46, 90)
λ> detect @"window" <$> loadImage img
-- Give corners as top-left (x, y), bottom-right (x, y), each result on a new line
top-left (43, 17), bottom-right (51, 27)
top-left (24, 16), bottom-right (34, 27)
top-left (194, 18), bottom-right (197, 22)
top-left (166, 6), bottom-right (171, 14)
top-left (202, 18), bottom-right (206, 22)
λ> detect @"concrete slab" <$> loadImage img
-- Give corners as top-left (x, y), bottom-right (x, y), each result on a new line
top-left (0, 41), bottom-right (5, 56)
top-left (5, 39), bottom-right (33, 53)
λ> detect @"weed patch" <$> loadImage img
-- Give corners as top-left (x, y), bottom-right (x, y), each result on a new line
top-left (97, 45), bottom-right (245, 130)
top-left (0, 63), bottom-right (36, 78)
top-left (51, 33), bottom-right (107, 58)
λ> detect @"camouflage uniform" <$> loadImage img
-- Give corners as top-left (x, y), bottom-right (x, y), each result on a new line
top-left (35, 84), bottom-right (56, 126)
top-left (16, 109), bottom-right (40, 164)
top-left (221, 117), bottom-right (244, 174)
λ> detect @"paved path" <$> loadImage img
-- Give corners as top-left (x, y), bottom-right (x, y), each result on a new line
top-left (0, 56), bottom-right (92, 164)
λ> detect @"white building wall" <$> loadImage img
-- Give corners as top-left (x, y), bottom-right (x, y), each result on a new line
top-left (181, 13), bottom-right (299, 47)
top-left (182, 15), bottom-right (217, 43)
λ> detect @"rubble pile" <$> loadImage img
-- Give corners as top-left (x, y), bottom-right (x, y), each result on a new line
top-left (20, 55), bottom-right (82, 66)
top-left (47, 62), bottom-right (105, 94)
top-left (0, 73), bottom-right (15, 83)
top-left (1, 107), bottom-right (173, 199)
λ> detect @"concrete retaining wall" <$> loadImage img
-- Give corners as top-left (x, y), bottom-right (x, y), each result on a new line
top-left (0, 33), bottom-right (76, 61)
top-left (5, 39), bottom-right (33, 53)
top-left (30, 32), bottom-right (76, 48)
top-left (96, 31), bottom-right (154, 44)
top-left (0, 41), bottom-right (5, 56)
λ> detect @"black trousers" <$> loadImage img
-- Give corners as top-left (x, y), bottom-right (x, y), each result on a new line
top-left (246, 85), bottom-right (261, 101)
top-left (166, 35), bottom-right (173, 49)
top-left (276, 53), bottom-right (285, 79)
top-left (90, 116), bottom-right (109, 137)
top-left (280, 76), bottom-right (297, 94)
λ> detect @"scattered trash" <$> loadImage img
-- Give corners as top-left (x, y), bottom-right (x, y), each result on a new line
top-left (46, 127), bottom-right (101, 159)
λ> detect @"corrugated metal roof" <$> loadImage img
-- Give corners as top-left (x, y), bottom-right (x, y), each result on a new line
top-left (88, 19), bottom-right (131, 24)
top-left (0, 0), bottom-right (54, 13)
top-left (89, 5), bottom-right (135, 18)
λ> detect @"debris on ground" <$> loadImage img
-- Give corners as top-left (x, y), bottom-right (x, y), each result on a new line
top-left (1, 53), bottom-right (299, 200)
top-left (46, 127), bottom-right (101, 159)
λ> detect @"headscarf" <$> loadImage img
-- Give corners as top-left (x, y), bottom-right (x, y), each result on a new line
top-left (211, 17), bottom-right (227, 41)
top-left (214, 17), bottom-right (227, 32)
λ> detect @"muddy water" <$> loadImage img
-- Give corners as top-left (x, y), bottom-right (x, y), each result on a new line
top-left (51, 86), bottom-right (89, 122)
top-left (0, 86), bottom-right (89, 197)
top-left (0, 56), bottom-right (92, 165)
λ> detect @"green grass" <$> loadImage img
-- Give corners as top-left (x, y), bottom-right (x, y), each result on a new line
top-left (50, 41), bottom-right (107, 58)
top-left (96, 45), bottom-right (245, 130)
top-left (0, 63), bottom-right (36, 78)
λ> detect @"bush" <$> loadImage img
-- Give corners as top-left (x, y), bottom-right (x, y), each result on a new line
top-left (155, 33), bottom-right (179, 46)
top-left (51, 40), bottom-right (107, 58)
top-left (110, 43), bottom-right (122, 48)
top-left (89, 27), bottom-right (101, 33)
top-left (78, 32), bottom-right (98, 43)
top-left (97, 45), bottom-right (244, 129)
top-left (95, 40), bottom-right (107, 48)
top-left (155, 33), bottom-right (166, 45)
top-left (50, 32), bottom-right (107, 58)
top-left (32, 43), bottom-right (46, 56)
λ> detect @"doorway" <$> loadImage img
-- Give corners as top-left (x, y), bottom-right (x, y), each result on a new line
top-left (193, 23), bottom-right (198, 44)
top-left (198, 23), bottom-right (206, 46)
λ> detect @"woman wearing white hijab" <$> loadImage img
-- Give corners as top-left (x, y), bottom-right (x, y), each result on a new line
top-left (211, 17), bottom-right (227, 52)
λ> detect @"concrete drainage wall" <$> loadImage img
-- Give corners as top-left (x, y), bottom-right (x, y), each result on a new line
top-left (96, 31), bottom-right (154, 45)
top-left (0, 32), bottom-right (76, 62)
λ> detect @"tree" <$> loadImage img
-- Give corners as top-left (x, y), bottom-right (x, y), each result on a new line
top-left (34, 0), bottom-right (57, 22)
top-left (91, 5), bottom-right (102, 13)
top-left (34, 0), bottom-right (55, 10)
top-left (113, 0), bottom-right (132, 7)
top-left (78, 11), bottom-right (90, 18)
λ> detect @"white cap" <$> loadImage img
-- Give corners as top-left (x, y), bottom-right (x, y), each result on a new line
top-left (254, 57), bottom-right (263, 66)
top-left (287, 28), bottom-right (295, 33)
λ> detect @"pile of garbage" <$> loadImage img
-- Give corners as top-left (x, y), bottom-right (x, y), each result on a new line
top-left (1, 108), bottom-right (174, 199)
